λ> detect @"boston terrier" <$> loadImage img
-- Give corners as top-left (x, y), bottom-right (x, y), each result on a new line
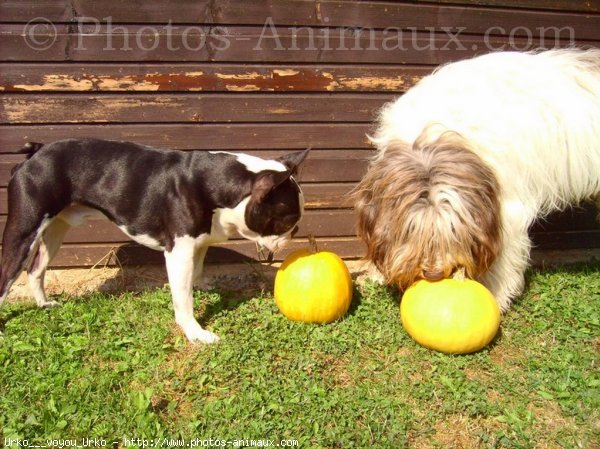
top-left (0, 138), bottom-right (309, 343)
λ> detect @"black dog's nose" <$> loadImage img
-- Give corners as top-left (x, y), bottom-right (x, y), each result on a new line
top-left (422, 270), bottom-right (445, 281)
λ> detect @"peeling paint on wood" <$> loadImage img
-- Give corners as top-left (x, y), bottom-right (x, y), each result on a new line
top-left (273, 69), bottom-right (300, 77)
top-left (216, 72), bottom-right (262, 80)
top-left (0, 94), bottom-right (391, 124)
top-left (12, 75), bottom-right (94, 92)
top-left (0, 65), bottom-right (430, 92)
top-left (12, 74), bottom-right (161, 92)
top-left (225, 84), bottom-right (261, 91)
top-left (267, 107), bottom-right (294, 114)
top-left (335, 76), bottom-right (409, 91)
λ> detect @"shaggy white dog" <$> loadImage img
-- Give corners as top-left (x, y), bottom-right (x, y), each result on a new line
top-left (354, 49), bottom-right (600, 311)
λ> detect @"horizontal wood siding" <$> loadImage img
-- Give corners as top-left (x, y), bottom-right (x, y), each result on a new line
top-left (0, 0), bottom-right (599, 267)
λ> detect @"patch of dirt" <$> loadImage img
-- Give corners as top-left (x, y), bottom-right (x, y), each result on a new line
top-left (434, 415), bottom-right (484, 448)
top-left (526, 401), bottom-right (583, 448)
top-left (5, 261), bottom-right (368, 303)
top-left (320, 354), bottom-right (353, 388)
top-left (409, 415), bottom-right (509, 449)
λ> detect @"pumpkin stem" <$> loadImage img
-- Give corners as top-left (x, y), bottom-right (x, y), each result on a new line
top-left (308, 234), bottom-right (319, 253)
top-left (452, 267), bottom-right (467, 281)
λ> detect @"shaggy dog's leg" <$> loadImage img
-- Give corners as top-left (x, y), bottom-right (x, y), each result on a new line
top-left (480, 199), bottom-right (532, 312)
top-left (356, 260), bottom-right (386, 287)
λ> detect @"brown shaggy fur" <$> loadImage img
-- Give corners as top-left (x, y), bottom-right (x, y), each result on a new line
top-left (354, 131), bottom-right (503, 290)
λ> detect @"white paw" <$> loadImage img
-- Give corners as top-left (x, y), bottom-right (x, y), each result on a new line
top-left (356, 266), bottom-right (386, 286)
top-left (188, 328), bottom-right (220, 344)
top-left (354, 261), bottom-right (384, 285)
top-left (193, 329), bottom-right (220, 344)
top-left (356, 272), bottom-right (384, 286)
top-left (179, 321), bottom-right (220, 344)
top-left (39, 300), bottom-right (61, 309)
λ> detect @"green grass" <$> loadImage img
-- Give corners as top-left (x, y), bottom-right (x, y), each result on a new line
top-left (1, 261), bottom-right (598, 448)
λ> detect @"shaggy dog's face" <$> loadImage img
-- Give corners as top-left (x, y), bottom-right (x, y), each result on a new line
top-left (354, 132), bottom-right (503, 289)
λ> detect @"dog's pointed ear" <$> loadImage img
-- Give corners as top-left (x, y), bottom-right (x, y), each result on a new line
top-left (277, 148), bottom-right (310, 175)
top-left (250, 170), bottom-right (290, 203)
top-left (250, 149), bottom-right (309, 203)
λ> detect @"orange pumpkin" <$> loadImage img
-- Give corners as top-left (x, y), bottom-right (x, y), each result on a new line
top-left (274, 249), bottom-right (352, 323)
top-left (400, 278), bottom-right (500, 354)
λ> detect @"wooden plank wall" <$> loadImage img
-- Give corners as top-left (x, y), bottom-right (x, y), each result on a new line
top-left (0, 0), bottom-right (599, 267)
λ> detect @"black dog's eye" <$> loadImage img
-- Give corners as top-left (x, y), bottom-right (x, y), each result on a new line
top-left (273, 222), bottom-right (291, 235)
top-left (273, 215), bottom-right (299, 235)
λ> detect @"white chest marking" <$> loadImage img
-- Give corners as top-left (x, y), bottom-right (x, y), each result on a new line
top-left (211, 196), bottom-right (253, 241)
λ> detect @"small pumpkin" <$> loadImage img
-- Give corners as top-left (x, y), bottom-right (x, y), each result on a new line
top-left (274, 249), bottom-right (352, 323)
top-left (400, 278), bottom-right (500, 354)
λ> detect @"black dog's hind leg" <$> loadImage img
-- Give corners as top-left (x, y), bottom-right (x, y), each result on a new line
top-left (0, 213), bottom-right (53, 307)
top-left (0, 169), bottom-right (61, 308)
top-left (27, 217), bottom-right (70, 308)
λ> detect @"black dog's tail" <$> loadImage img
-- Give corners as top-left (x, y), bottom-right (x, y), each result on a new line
top-left (11, 142), bottom-right (44, 176)
top-left (19, 141), bottom-right (44, 158)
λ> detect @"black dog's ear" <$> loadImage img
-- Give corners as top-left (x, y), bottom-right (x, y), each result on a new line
top-left (250, 170), bottom-right (291, 203)
top-left (277, 148), bottom-right (310, 175)
top-left (251, 149), bottom-right (309, 203)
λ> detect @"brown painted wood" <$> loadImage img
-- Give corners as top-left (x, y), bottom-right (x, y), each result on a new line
top-left (531, 231), bottom-right (600, 250)
top-left (0, 93), bottom-right (392, 124)
top-left (302, 183), bottom-right (355, 209)
top-left (412, 0), bottom-right (600, 13)
top-left (45, 237), bottom-right (366, 267)
top-left (531, 205), bottom-right (600, 233)
top-left (1, 24), bottom-right (592, 64)
top-left (0, 63), bottom-right (427, 93)
top-left (2, 0), bottom-right (598, 27)
top-left (0, 1), bottom-right (71, 22)
top-left (0, 124), bottom-right (373, 153)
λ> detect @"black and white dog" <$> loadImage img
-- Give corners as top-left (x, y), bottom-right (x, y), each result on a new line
top-left (0, 138), bottom-right (309, 343)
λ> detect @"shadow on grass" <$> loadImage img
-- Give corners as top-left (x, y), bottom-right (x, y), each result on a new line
top-left (0, 307), bottom-right (26, 333)
top-left (198, 289), bottom-right (260, 327)
top-left (0, 301), bottom-right (59, 334)
top-left (346, 283), bottom-right (366, 317)
top-left (513, 257), bottom-right (599, 309)
top-left (196, 263), bottom-right (278, 326)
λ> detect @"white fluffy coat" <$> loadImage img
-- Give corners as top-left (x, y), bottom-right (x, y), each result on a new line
top-left (362, 49), bottom-right (600, 310)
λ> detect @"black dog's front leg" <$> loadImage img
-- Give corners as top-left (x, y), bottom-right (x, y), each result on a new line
top-left (164, 237), bottom-right (220, 344)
